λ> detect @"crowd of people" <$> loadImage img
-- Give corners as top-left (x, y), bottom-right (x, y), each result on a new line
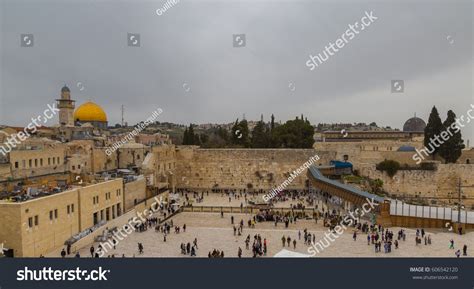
top-left (55, 187), bottom-right (472, 259)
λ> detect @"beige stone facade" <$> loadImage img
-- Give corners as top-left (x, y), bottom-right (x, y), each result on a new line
top-left (9, 145), bottom-right (67, 179)
top-left (124, 177), bottom-right (147, 211)
top-left (0, 179), bottom-right (124, 257)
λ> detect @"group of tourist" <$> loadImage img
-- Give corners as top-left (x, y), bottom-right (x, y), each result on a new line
top-left (180, 238), bottom-right (198, 256)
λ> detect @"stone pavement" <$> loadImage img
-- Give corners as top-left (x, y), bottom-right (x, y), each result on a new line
top-left (52, 212), bottom-right (473, 258)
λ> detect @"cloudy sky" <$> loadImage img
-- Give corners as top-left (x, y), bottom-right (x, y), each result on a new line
top-left (0, 0), bottom-right (472, 142)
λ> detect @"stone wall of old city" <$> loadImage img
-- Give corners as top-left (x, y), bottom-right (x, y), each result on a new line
top-left (174, 147), bottom-right (336, 191)
top-left (359, 163), bottom-right (474, 208)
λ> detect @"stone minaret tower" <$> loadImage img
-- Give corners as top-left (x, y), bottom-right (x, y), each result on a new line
top-left (56, 85), bottom-right (76, 126)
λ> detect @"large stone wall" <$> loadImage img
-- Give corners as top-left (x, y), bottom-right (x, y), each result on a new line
top-left (175, 148), bottom-right (336, 190)
top-left (124, 177), bottom-right (147, 211)
top-left (360, 164), bottom-right (474, 208)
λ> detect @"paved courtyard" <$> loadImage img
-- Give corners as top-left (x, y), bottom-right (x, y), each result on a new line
top-left (54, 211), bottom-right (474, 258)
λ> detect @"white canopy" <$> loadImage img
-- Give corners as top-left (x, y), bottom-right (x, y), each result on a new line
top-left (273, 249), bottom-right (312, 258)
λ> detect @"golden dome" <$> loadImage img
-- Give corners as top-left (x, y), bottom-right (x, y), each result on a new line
top-left (74, 101), bottom-right (107, 122)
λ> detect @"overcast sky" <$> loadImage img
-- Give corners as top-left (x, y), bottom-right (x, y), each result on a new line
top-left (0, 0), bottom-right (473, 143)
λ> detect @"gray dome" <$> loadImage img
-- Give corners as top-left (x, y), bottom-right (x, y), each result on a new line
top-left (403, 116), bottom-right (426, 132)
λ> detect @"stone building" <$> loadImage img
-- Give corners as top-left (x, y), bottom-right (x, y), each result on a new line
top-left (0, 178), bottom-right (123, 257)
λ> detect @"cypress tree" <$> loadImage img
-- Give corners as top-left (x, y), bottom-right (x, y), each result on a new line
top-left (424, 106), bottom-right (443, 159)
top-left (439, 110), bottom-right (465, 163)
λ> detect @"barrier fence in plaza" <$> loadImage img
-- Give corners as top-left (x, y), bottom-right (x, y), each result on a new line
top-left (389, 199), bottom-right (474, 224)
top-left (181, 206), bottom-right (318, 215)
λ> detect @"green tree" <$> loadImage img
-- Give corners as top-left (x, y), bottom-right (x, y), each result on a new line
top-left (376, 160), bottom-right (400, 178)
top-left (424, 106), bottom-right (443, 159)
top-left (231, 119), bottom-right (250, 147)
top-left (272, 116), bottom-right (314, 148)
top-left (439, 110), bottom-right (465, 163)
top-left (182, 128), bottom-right (189, 145)
top-left (251, 116), bottom-right (268, 148)
top-left (188, 124), bottom-right (196, 145)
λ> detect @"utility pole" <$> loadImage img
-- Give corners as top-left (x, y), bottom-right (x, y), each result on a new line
top-left (457, 178), bottom-right (461, 225)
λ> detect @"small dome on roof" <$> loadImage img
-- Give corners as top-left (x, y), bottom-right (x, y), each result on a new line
top-left (61, 85), bottom-right (70, 92)
top-left (397, 145), bottom-right (416, 152)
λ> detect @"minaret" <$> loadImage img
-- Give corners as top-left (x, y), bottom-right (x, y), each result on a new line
top-left (56, 85), bottom-right (76, 126)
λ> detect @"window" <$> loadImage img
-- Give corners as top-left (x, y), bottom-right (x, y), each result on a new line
top-left (93, 196), bottom-right (99, 205)
top-left (72, 165), bottom-right (75, 170)
top-left (40, 159), bottom-right (43, 166)
top-left (71, 204), bottom-right (74, 213)
top-left (93, 212), bottom-right (98, 225)
top-left (22, 160), bottom-right (26, 168)
top-left (57, 157), bottom-right (60, 164)
top-left (67, 205), bottom-right (70, 214)
top-left (49, 210), bottom-right (53, 220)
top-left (34, 215), bottom-right (39, 226)
top-left (28, 217), bottom-right (33, 228)
top-left (117, 204), bottom-right (121, 216)
top-left (29, 159), bottom-right (32, 167)
top-left (48, 158), bottom-right (51, 165)
top-left (52, 158), bottom-right (55, 165)
top-left (54, 209), bottom-right (58, 219)
top-left (14, 161), bottom-right (18, 168)
top-left (34, 159), bottom-right (38, 167)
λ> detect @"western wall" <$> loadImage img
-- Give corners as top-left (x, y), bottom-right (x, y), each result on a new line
top-left (174, 147), bottom-right (336, 190)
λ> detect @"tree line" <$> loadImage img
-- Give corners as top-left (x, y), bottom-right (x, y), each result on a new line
top-left (182, 114), bottom-right (315, 149)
